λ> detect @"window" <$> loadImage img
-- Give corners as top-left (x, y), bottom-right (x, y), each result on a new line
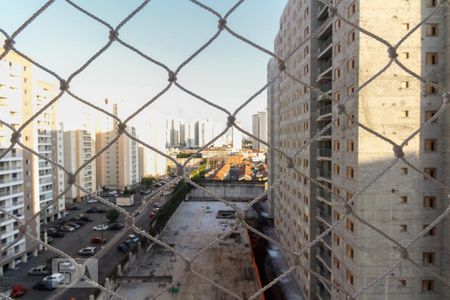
top-left (304, 46), bottom-right (309, 57)
top-left (423, 252), bottom-right (435, 264)
top-left (334, 257), bottom-right (340, 269)
top-left (304, 64), bottom-right (309, 75)
top-left (402, 110), bottom-right (409, 117)
top-left (347, 140), bottom-right (354, 152)
top-left (347, 58), bottom-right (356, 72)
top-left (335, 19), bottom-right (342, 31)
top-left (423, 224), bottom-right (436, 236)
top-left (335, 42), bottom-right (341, 54)
top-left (426, 24), bottom-right (438, 36)
top-left (401, 52), bottom-right (409, 59)
top-left (426, 52), bottom-right (438, 65)
top-left (425, 110), bottom-right (438, 123)
top-left (347, 85), bottom-right (356, 96)
top-left (334, 163), bottom-right (340, 175)
top-left (422, 280), bottom-right (434, 292)
top-left (334, 140), bottom-right (340, 151)
top-left (348, 2), bottom-right (356, 17)
top-left (347, 167), bottom-right (354, 179)
top-left (335, 68), bottom-right (341, 79)
top-left (401, 168), bottom-right (408, 175)
top-left (423, 196), bottom-right (436, 208)
top-left (333, 233), bottom-right (341, 246)
top-left (346, 245), bottom-right (354, 258)
top-left (425, 82), bottom-right (437, 95)
top-left (400, 196), bottom-right (408, 204)
top-left (424, 139), bottom-right (437, 152)
top-left (334, 211), bottom-right (341, 221)
top-left (346, 219), bottom-right (354, 232)
top-left (399, 279), bottom-right (406, 287)
top-left (400, 224), bottom-right (407, 232)
top-left (304, 27), bottom-right (309, 38)
top-left (402, 23), bottom-right (410, 30)
top-left (348, 30), bottom-right (356, 44)
top-left (346, 270), bottom-right (354, 285)
top-left (400, 81), bottom-right (409, 89)
top-left (424, 168), bottom-right (437, 179)
top-left (334, 92), bottom-right (341, 102)
top-left (427, 0), bottom-right (438, 7)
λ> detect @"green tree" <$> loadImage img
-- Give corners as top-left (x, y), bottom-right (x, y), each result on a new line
top-left (141, 176), bottom-right (155, 186)
top-left (106, 208), bottom-right (120, 223)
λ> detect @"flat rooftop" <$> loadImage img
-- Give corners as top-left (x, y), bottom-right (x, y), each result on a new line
top-left (115, 201), bottom-right (262, 300)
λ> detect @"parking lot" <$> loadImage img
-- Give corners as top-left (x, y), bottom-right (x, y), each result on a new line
top-left (0, 181), bottom-right (174, 300)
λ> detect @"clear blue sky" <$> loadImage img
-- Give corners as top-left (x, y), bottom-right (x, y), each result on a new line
top-left (0, 0), bottom-right (286, 132)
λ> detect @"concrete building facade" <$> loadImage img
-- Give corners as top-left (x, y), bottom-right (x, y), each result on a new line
top-left (268, 1), bottom-right (449, 299)
top-left (252, 110), bottom-right (268, 151)
top-left (64, 111), bottom-right (96, 203)
top-left (95, 101), bottom-right (139, 191)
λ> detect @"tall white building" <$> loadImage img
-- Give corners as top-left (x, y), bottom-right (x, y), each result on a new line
top-left (64, 111), bottom-right (96, 203)
top-left (96, 100), bottom-right (139, 191)
top-left (252, 110), bottom-right (268, 151)
top-left (268, 1), bottom-right (450, 299)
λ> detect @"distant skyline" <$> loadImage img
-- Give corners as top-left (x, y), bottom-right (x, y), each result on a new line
top-left (0, 0), bottom-right (287, 135)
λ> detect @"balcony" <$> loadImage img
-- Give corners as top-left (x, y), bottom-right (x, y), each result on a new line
top-left (317, 4), bottom-right (329, 20)
top-left (318, 82), bottom-right (332, 94)
top-left (318, 147), bottom-right (332, 158)
top-left (318, 59), bottom-right (332, 74)
top-left (318, 104), bottom-right (332, 116)
top-left (317, 36), bottom-right (332, 58)
top-left (317, 127), bottom-right (332, 137)
top-left (318, 166), bottom-right (331, 179)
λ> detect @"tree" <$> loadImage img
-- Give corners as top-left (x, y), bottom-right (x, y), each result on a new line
top-left (106, 209), bottom-right (120, 223)
top-left (141, 175), bottom-right (155, 186)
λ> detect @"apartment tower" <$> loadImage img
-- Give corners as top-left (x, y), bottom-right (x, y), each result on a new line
top-left (95, 101), bottom-right (139, 191)
top-left (268, 0), bottom-right (449, 299)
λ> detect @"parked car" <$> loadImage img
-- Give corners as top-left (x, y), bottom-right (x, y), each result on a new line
top-left (78, 246), bottom-right (97, 256)
top-left (46, 227), bottom-right (58, 234)
top-left (128, 234), bottom-right (140, 243)
top-left (67, 205), bottom-right (80, 211)
top-left (75, 220), bottom-right (86, 226)
top-left (153, 202), bottom-right (162, 208)
top-left (86, 208), bottom-right (98, 213)
top-left (80, 216), bottom-right (93, 222)
top-left (108, 223), bottom-right (124, 231)
top-left (33, 282), bottom-right (54, 291)
top-left (90, 237), bottom-right (107, 244)
top-left (96, 208), bottom-right (106, 213)
top-left (67, 223), bottom-right (80, 229)
top-left (125, 239), bottom-right (137, 250)
top-left (93, 224), bottom-right (108, 231)
top-left (28, 265), bottom-right (50, 276)
top-left (153, 207), bottom-right (161, 213)
top-left (42, 273), bottom-right (65, 285)
top-left (10, 284), bottom-right (27, 298)
top-left (149, 212), bottom-right (156, 220)
top-left (60, 225), bottom-right (75, 232)
top-left (87, 199), bottom-right (98, 204)
top-left (162, 191), bottom-right (171, 196)
top-left (117, 243), bottom-right (130, 253)
top-left (48, 231), bottom-right (65, 238)
top-left (58, 261), bottom-right (75, 272)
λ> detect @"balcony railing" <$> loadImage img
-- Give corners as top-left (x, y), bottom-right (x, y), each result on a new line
top-left (318, 188), bottom-right (332, 200)
top-left (317, 36), bottom-right (332, 54)
top-left (318, 82), bottom-right (332, 93)
top-left (318, 104), bottom-right (332, 115)
top-left (318, 167), bottom-right (331, 179)
top-left (318, 59), bottom-right (332, 73)
top-left (317, 127), bottom-right (332, 136)
top-left (318, 148), bottom-right (332, 157)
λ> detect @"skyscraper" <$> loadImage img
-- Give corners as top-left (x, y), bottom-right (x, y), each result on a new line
top-left (268, 1), bottom-right (449, 299)
top-left (252, 110), bottom-right (268, 151)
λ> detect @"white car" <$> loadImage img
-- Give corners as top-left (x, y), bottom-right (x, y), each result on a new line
top-left (93, 224), bottom-right (108, 231)
top-left (42, 273), bottom-right (65, 285)
top-left (78, 246), bottom-right (97, 256)
top-left (58, 261), bottom-right (75, 272)
top-left (87, 199), bottom-right (98, 204)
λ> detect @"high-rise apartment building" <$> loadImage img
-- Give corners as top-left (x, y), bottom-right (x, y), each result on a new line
top-left (252, 110), bottom-right (268, 151)
top-left (64, 111), bottom-right (96, 203)
top-left (0, 51), bottom-right (65, 274)
top-left (268, 1), bottom-right (449, 299)
top-left (96, 101), bottom-right (139, 191)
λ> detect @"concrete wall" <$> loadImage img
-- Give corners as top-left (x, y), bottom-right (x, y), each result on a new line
top-left (188, 181), bottom-right (265, 201)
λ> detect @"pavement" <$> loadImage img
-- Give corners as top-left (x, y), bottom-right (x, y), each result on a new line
top-left (114, 201), bottom-right (262, 300)
top-left (0, 185), bottom-right (172, 300)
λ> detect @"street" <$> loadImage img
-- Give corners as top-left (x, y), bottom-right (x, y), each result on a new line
top-left (0, 185), bottom-right (173, 300)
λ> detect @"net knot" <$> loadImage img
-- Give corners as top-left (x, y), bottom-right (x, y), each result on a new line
top-left (328, 7), bottom-right (338, 18)
top-left (235, 211), bottom-right (245, 224)
top-left (168, 71), bottom-right (177, 82)
top-left (218, 18), bottom-right (227, 30)
top-left (109, 30), bottom-right (119, 41)
top-left (3, 38), bottom-right (15, 51)
top-left (59, 79), bottom-right (69, 91)
top-left (343, 202), bottom-right (353, 215)
top-left (117, 123), bottom-right (127, 134)
top-left (398, 247), bottom-right (409, 260)
top-left (10, 131), bottom-right (21, 144)
top-left (286, 157), bottom-right (294, 169)
top-left (227, 115), bottom-right (236, 127)
top-left (278, 60), bottom-right (286, 72)
top-left (67, 172), bottom-right (76, 185)
top-left (392, 145), bottom-right (404, 158)
top-left (176, 165), bottom-right (184, 176)
top-left (387, 47), bottom-right (398, 59)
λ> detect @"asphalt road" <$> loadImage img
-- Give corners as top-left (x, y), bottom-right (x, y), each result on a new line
top-left (0, 186), bottom-right (172, 300)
